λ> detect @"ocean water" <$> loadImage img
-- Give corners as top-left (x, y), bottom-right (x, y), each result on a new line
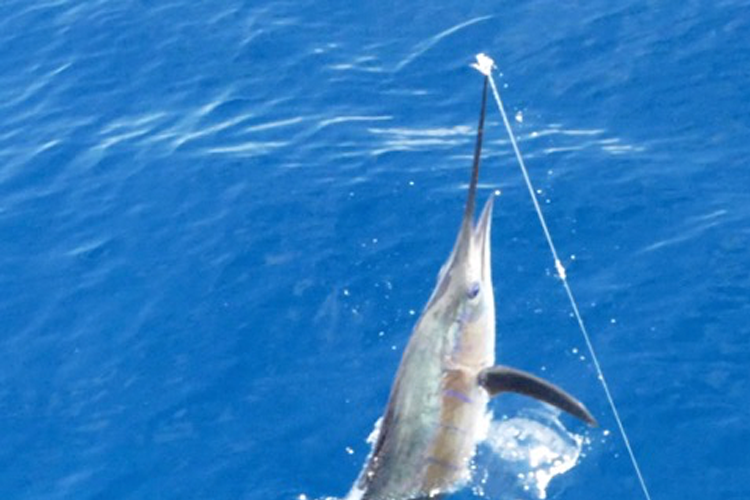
top-left (0, 1), bottom-right (748, 499)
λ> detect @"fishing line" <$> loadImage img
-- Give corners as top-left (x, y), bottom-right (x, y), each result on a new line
top-left (472, 53), bottom-right (653, 500)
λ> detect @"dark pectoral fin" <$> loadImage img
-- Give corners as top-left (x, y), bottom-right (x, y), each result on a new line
top-left (478, 366), bottom-right (597, 426)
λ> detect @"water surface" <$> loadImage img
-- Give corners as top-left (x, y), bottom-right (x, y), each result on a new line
top-left (0, 1), bottom-right (748, 499)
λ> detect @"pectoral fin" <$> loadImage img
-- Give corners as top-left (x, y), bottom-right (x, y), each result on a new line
top-left (478, 366), bottom-right (597, 426)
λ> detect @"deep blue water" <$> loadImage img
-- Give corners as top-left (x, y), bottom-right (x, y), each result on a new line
top-left (1, 1), bottom-right (748, 499)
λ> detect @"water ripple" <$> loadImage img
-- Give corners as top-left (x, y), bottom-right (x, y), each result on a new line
top-left (394, 15), bottom-right (495, 72)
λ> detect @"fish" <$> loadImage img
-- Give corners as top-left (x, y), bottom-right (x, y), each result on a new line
top-left (349, 76), bottom-right (596, 500)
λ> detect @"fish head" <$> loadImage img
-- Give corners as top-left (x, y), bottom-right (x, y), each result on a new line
top-left (438, 194), bottom-right (493, 304)
top-left (423, 193), bottom-right (496, 367)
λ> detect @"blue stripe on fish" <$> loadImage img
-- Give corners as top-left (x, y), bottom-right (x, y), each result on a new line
top-left (443, 388), bottom-right (473, 404)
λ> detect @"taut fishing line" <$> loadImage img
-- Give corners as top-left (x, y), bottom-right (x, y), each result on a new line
top-left (472, 53), bottom-right (653, 500)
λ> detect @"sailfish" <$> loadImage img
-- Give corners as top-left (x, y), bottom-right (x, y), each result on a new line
top-left (349, 76), bottom-right (596, 500)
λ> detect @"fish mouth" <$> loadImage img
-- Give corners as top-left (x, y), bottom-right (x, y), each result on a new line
top-left (473, 195), bottom-right (494, 282)
top-left (425, 193), bottom-right (493, 310)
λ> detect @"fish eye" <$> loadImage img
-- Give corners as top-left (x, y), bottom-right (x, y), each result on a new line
top-left (467, 282), bottom-right (481, 299)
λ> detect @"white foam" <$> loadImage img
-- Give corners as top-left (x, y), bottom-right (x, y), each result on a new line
top-left (479, 416), bottom-right (585, 499)
top-left (472, 53), bottom-right (495, 77)
top-left (342, 417), bottom-right (383, 500)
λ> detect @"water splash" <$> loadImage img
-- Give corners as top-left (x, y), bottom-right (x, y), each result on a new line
top-left (474, 414), bottom-right (586, 500)
top-left (328, 412), bottom-right (584, 500)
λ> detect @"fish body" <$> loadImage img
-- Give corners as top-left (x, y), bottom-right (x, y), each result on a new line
top-left (351, 77), bottom-right (595, 500)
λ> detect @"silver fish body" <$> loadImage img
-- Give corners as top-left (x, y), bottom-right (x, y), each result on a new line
top-left (348, 77), bottom-right (595, 500)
